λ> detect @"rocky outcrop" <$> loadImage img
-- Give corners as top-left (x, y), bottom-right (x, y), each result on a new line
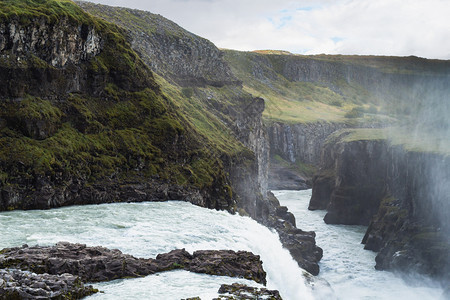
top-left (76, 1), bottom-right (238, 88)
top-left (0, 177), bottom-right (212, 212)
top-left (259, 192), bottom-right (323, 275)
top-left (267, 122), bottom-right (349, 190)
top-left (0, 269), bottom-right (97, 299)
top-left (310, 130), bottom-right (450, 280)
top-left (0, 242), bottom-right (267, 284)
top-left (0, 17), bottom-right (101, 68)
top-left (268, 122), bottom-right (349, 166)
top-left (215, 283), bottom-right (282, 300)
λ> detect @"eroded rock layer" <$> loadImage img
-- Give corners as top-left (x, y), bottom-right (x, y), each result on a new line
top-left (310, 130), bottom-right (450, 281)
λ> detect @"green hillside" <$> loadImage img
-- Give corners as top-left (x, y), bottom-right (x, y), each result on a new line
top-left (0, 0), bottom-right (249, 209)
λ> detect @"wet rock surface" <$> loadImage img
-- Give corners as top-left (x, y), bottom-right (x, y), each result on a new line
top-left (0, 269), bottom-right (97, 299)
top-left (310, 132), bottom-right (450, 281)
top-left (0, 242), bottom-right (266, 284)
top-left (260, 192), bottom-right (323, 275)
top-left (214, 283), bottom-right (282, 299)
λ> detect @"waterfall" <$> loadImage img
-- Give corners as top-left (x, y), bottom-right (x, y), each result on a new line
top-left (0, 201), bottom-right (313, 300)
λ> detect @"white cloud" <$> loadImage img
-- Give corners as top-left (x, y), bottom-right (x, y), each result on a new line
top-left (81, 0), bottom-right (450, 59)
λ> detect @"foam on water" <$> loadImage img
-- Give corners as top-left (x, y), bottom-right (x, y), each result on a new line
top-left (274, 189), bottom-right (445, 300)
top-left (0, 201), bottom-right (313, 300)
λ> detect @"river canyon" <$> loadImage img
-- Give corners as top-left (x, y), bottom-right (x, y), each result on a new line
top-left (1, 1), bottom-right (449, 299)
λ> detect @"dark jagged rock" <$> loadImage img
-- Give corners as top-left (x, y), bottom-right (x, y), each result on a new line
top-left (214, 283), bottom-right (282, 299)
top-left (189, 250), bottom-right (266, 285)
top-left (76, 1), bottom-right (239, 88)
top-left (260, 192), bottom-right (323, 275)
top-left (310, 131), bottom-right (450, 281)
top-left (0, 243), bottom-right (266, 284)
top-left (308, 171), bottom-right (335, 210)
top-left (311, 133), bottom-right (389, 225)
top-left (0, 269), bottom-right (97, 299)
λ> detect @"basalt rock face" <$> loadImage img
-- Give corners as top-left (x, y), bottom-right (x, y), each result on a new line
top-left (0, 269), bottom-right (98, 299)
top-left (268, 122), bottom-right (349, 190)
top-left (0, 242), bottom-right (267, 285)
top-left (268, 122), bottom-right (348, 166)
top-left (0, 17), bottom-right (101, 68)
top-left (0, 1), bottom-right (236, 212)
top-left (322, 138), bottom-right (389, 225)
top-left (365, 149), bottom-right (450, 281)
top-left (310, 132), bottom-right (450, 280)
top-left (76, 2), bottom-right (269, 217)
top-left (76, 1), bottom-right (238, 88)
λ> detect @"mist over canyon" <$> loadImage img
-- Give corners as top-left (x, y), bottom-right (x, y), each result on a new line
top-left (0, 1), bottom-right (449, 299)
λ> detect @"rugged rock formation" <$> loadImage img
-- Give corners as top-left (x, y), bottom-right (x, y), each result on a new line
top-left (313, 133), bottom-right (389, 225)
top-left (310, 129), bottom-right (450, 280)
top-left (0, 17), bottom-right (101, 68)
top-left (0, 242), bottom-right (267, 285)
top-left (260, 192), bottom-right (323, 275)
top-left (0, 269), bottom-right (97, 299)
top-left (76, 1), bottom-right (239, 88)
top-left (267, 122), bottom-right (349, 190)
top-left (268, 122), bottom-right (349, 166)
top-left (215, 283), bottom-right (282, 299)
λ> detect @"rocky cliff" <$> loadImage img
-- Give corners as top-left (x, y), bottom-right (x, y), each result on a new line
top-left (309, 129), bottom-right (450, 281)
top-left (0, 0), bottom-right (238, 212)
top-left (75, 0), bottom-right (269, 217)
top-left (76, 1), bottom-right (239, 88)
top-left (76, 0), bottom-right (322, 275)
top-left (0, 0), bottom-right (322, 277)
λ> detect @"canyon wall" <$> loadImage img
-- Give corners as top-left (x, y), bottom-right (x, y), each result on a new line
top-left (0, 0), bottom-right (321, 275)
top-left (309, 130), bottom-right (450, 280)
top-left (76, 0), bottom-right (269, 216)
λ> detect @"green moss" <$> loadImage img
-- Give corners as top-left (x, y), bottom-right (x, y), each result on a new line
top-left (0, 0), bottom-right (94, 25)
top-left (15, 95), bottom-right (63, 121)
top-left (181, 87), bottom-right (194, 99)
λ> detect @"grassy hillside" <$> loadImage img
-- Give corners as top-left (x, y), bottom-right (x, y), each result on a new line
top-left (0, 0), bottom-right (247, 206)
top-left (223, 50), bottom-right (389, 125)
top-left (326, 128), bottom-right (450, 155)
top-left (224, 50), bottom-right (449, 128)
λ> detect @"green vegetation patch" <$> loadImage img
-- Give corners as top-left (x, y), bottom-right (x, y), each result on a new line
top-left (326, 127), bottom-right (450, 155)
top-left (223, 50), bottom-right (387, 125)
top-left (0, 0), bottom-right (243, 199)
top-left (0, 0), bottom-right (92, 25)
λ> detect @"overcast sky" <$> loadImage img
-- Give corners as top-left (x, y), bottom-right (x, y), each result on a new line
top-left (82, 0), bottom-right (450, 59)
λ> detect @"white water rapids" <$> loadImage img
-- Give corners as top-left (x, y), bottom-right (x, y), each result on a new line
top-left (274, 190), bottom-right (445, 300)
top-left (0, 190), bottom-right (445, 299)
top-left (0, 200), bottom-right (313, 300)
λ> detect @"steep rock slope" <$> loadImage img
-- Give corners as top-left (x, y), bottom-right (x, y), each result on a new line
top-left (75, 1), bottom-right (269, 214)
top-left (0, 0), bottom-right (240, 211)
top-left (309, 129), bottom-right (450, 281)
top-left (0, 0), bottom-right (322, 276)
top-left (76, 1), bottom-right (322, 275)
top-left (76, 1), bottom-right (239, 88)
top-left (223, 50), bottom-right (449, 190)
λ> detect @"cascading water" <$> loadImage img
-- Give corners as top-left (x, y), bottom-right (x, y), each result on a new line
top-left (274, 189), bottom-right (445, 300)
top-left (0, 201), bottom-right (313, 300)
